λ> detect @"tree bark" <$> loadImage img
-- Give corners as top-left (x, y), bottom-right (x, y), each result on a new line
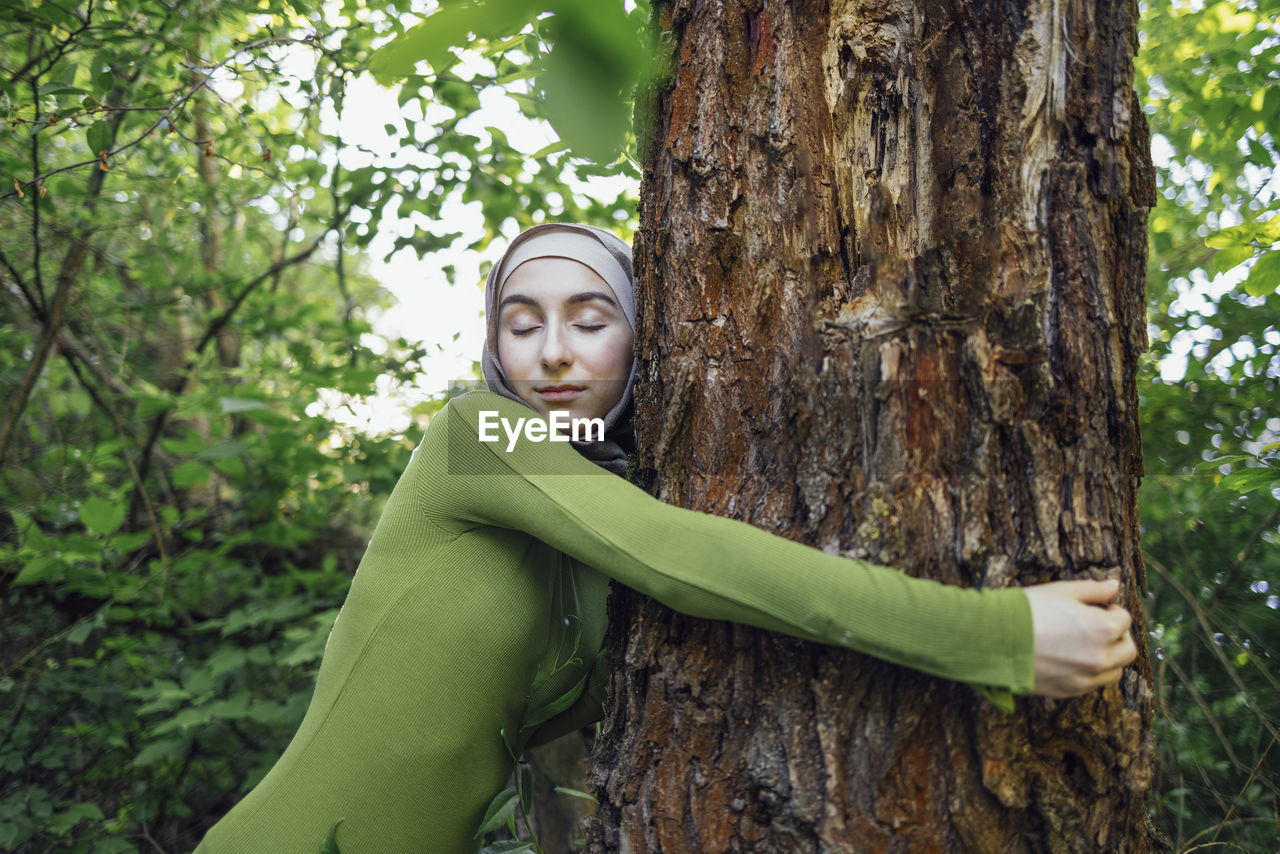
top-left (585, 0), bottom-right (1159, 851)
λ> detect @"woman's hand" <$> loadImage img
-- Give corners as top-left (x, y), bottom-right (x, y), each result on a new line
top-left (1024, 578), bottom-right (1138, 698)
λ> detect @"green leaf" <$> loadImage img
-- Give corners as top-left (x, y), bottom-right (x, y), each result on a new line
top-left (172, 460), bottom-right (209, 488)
top-left (66, 621), bottom-right (92, 646)
top-left (370, 6), bottom-right (485, 81)
top-left (1243, 250), bottom-right (1279, 297)
top-left (37, 81), bottom-right (84, 97)
top-left (47, 802), bottom-right (104, 834)
top-left (553, 785), bottom-right (598, 804)
top-left (531, 139), bottom-right (569, 159)
top-left (974, 684), bottom-right (1015, 713)
top-left (13, 554), bottom-right (61, 586)
top-left (205, 694), bottom-right (251, 720)
top-left (317, 819), bottom-right (343, 854)
top-left (206, 647), bottom-right (247, 676)
top-left (1219, 466), bottom-right (1279, 495)
top-left (1212, 242), bottom-right (1254, 275)
top-left (79, 495), bottom-right (125, 535)
top-left (478, 843), bottom-right (536, 853)
top-left (520, 670), bottom-right (589, 731)
top-left (473, 787), bottom-right (518, 838)
top-left (200, 441), bottom-right (248, 460)
top-left (518, 761), bottom-right (533, 817)
top-left (86, 121), bottom-right (112, 155)
top-left (94, 67), bottom-right (115, 93)
top-left (132, 738), bottom-right (186, 768)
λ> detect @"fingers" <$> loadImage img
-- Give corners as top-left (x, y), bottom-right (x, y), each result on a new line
top-left (1069, 577), bottom-right (1122, 605)
top-left (1094, 635), bottom-right (1137, 688)
top-left (1118, 630), bottom-right (1138, 667)
top-left (1026, 578), bottom-right (1139, 699)
top-left (1103, 604), bottom-right (1132, 639)
top-left (1077, 631), bottom-right (1137, 695)
top-left (1091, 665), bottom-right (1127, 690)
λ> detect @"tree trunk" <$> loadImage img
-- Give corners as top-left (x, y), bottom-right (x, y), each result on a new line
top-left (585, 0), bottom-right (1159, 850)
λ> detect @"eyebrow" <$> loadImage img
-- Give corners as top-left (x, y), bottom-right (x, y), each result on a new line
top-left (498, 291), bottom-right (618, 312)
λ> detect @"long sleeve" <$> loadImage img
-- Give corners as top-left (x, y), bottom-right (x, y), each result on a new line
top-left (195, 390), bottom-right (1035, 854)
top-left (421, 392), bottom-right (1035, 695)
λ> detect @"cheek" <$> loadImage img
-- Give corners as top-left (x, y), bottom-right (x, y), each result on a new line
top-left (603, 332), bottom-right (635, 378)
top-left (497, 336), bottom-right (535, 379)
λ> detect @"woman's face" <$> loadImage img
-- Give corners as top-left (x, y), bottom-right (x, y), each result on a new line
top-left (495, 256), bottom-right (634, 423)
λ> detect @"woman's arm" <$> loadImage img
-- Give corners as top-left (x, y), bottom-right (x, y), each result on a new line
top-left (424, 392), bottom-right (1133, 698)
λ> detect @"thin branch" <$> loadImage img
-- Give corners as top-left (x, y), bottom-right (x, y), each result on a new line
top-left (3, 275), bottom-right (142, 402)
top-left (1147, 555), bottom-right (1280, 738)
top-left (0, 245), bottom-right (42, 316)
top-left (0, 74), bottom-right (128, 466)
top-left (1211, 728), bottom-right (1279, 844)
top-left (1160, 651), bottom-right (1246, 776)
top-left (134, 207), bottom-right (349, 488)
top-left (6, 5), bottom-right (94, 86)
top-left (327, 69), bottom-right (356, 364)
top-left (136, 815), bottom-right (171, 854)
top-left (0, 36), bottom-right (324, 202)
top-left (0, 235), bottom-right (89, 467)
top-left (32, 69), bottom-right (46, 312)
top-left (60, 353), bottom-right (169, 562)
top-left (193, 209), bottom-right (348, 358)
top-left (2, 607), bottom-right (103, 679)
top-left (1204, 501), bottom-right (1280, 610)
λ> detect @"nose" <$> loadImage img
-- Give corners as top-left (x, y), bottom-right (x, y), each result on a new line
top-left (539, 324), bottom-right (572, 371)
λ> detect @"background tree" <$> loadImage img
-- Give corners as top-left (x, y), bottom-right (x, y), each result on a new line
top-left (586, 0), bottom-right (1159, 850)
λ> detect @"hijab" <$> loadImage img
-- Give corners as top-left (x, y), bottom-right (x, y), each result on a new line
top-left (481, 222), bottom-right (638, 475)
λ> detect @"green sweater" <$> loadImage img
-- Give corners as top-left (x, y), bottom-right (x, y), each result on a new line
top-left (194, 391), bottom-right (1033, 853)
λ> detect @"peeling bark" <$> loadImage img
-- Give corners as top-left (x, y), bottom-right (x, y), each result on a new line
top-left (585, 0), bottom-right (1158, 850)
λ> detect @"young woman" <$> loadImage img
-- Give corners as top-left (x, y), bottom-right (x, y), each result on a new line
top-left (195, 223), bottom-right (1137, 853)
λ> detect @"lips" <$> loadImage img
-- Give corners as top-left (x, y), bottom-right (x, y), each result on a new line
top-left (535, 385), bottom-right (585, 402)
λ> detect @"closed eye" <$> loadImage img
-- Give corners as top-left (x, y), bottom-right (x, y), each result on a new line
top-left (510, 326), bottom-right (540, 336)
top-left (575, 324), bottom-right (605, 332)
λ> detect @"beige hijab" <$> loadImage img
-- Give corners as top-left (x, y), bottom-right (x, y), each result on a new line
top-left (481, 223), bottom-right (638, 474)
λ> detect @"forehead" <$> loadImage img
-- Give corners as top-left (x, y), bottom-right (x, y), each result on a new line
top-left (500, 257), bottom-right (616, 303)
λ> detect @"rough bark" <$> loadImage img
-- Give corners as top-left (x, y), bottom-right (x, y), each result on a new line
top-left (585, 0), bottom-right (1158, 851)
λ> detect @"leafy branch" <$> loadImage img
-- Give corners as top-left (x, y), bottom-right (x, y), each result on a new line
top-left (0, 35), bottom-right (327, 201)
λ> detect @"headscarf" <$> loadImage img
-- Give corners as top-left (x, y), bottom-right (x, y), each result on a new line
top-left (481, 222), bottom-right (637, 475)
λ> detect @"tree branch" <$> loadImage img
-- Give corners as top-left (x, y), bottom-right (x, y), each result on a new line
top-left (1204, 501), bottom-right (1280, 610)
top-left (0, 236), bottom-right (89, 467)
top-left (1147, 555), bottom-right (1280, 738)
top-left (5, 3), bottom-right (94, 87)
top-left (32, 70), bottom-right (46, 312)
top-left (0, 75), bottom-right (128, 467)
top-left (134, 208), bottom-right (349, 488)
top-left (59, 353), bottom-right (170, 561)
top-left (193, 209), bottom-right (349, 361)
top-left (0, 245), bottom-right (42, 316)
top-left (1, 36), bottom-right (324, 201)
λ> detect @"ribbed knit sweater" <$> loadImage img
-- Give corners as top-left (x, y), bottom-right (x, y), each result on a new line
top-left (194, 390), bottom-right (1034, 853)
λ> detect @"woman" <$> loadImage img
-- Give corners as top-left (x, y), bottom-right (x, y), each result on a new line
top-left (195, 223), bottom-right (1137, 853)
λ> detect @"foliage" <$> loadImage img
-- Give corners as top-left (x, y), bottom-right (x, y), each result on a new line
top-left (1137, 0), bottom-right (1279, 849)
top-left (0, 1), bottom-right (633, 851)
top-left (368, 0), bottom-right (655, 165)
